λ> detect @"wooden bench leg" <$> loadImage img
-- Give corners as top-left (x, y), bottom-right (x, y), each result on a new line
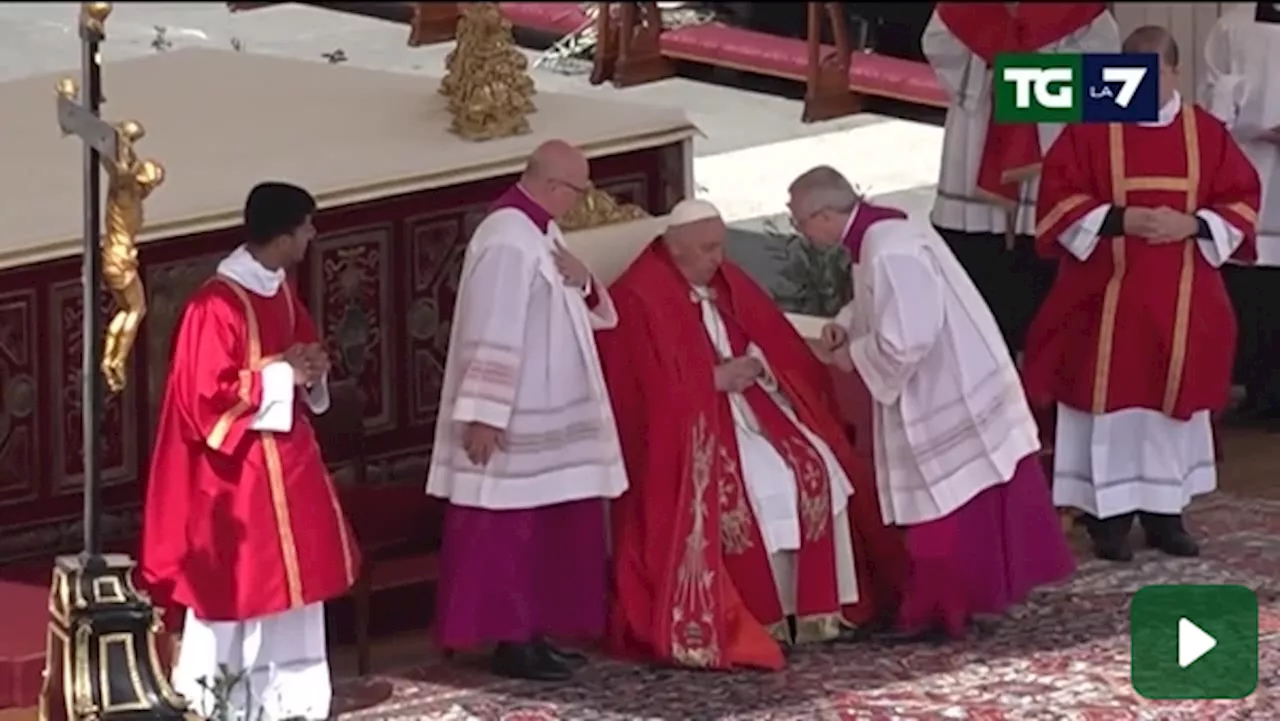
top-left (802, 2), bottom-right (861, 123)
top-left (613, 2), bottom-right (674, 88)
top-left (408, 2), bottom-right (460, 46)
top-left (354, 573), bottom-right (372, 676)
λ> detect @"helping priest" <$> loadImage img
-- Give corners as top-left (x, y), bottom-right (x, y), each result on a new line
top-left (598, 199), bottom-right (907, 671)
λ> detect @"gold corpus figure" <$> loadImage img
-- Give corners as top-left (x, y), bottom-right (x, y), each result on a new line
top-left (60, 74), bottom-right (168, 395)
top-left (101, 120), bottom-right (164, 394)
top-left (439, 2), bottom-right (537, 141)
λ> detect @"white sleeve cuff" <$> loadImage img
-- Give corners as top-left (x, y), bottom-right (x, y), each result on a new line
top-left (249, 361), bottom-right (296, 433)
top-left (305, 373), bottom-right (331, 415)
top-left (1059, 205), bottom-right (1112, 261)
top-left (1195, 210), bottom-right (1245, 268)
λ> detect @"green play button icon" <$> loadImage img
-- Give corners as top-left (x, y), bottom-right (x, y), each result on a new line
top-left (1131, 585), bottom-right (1259, 699)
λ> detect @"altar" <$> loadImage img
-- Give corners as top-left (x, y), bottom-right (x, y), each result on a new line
top-left (0, 45), bottom-right (695, 568)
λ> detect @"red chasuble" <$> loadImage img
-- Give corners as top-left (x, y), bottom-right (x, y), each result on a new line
top-left (141, 277), bottom-right (361, 621)
top-left (935, 2), bottom-right (1107, 205)
top-left (598, 243), bottom-right (907, 671)
top-left (1025, 105), bottom-right (1262, 420)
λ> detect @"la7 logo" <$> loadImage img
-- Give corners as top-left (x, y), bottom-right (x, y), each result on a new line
top-left (1101, 66), bottom-right (1148, 108)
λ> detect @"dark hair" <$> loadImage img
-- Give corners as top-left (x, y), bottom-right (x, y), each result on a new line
top-left (244, 182), bottom-right (317, 246)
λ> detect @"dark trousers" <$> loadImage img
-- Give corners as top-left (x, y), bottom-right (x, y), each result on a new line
top-left (1225, 264), bottom-right (1280, 409)
top-left (935, 228), bottom-right (1056, 355)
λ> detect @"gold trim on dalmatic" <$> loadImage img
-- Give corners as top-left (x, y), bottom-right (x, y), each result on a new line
top-left (1093, 109), bottom-right (1202, 415)
top-left (219, 278), bottom-right (306, 609)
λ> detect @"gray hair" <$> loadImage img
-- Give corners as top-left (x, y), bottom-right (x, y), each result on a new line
top-left (788, 166), bottom-right (860, 217)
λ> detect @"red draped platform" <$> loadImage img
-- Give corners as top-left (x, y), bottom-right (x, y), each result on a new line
top-left (497, 2), bottom-right (946, 111)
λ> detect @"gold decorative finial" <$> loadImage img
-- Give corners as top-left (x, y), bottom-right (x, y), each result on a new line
top-left (439, 2), bottom-right (536, 141)
top-left (100, 118), bottom-right (165, 394)
top-left (558, 184), bottom-right (650, 232)
top-left (80, 2), bottom-right (112, 34)
top-left (56, 77), bottom-right (79, 100)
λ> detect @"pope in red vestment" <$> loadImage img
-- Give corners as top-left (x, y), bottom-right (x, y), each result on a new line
top-left (598, 200), bottom-right (907, 671)
top-left (141, 182), bottom-right (360, 721)
top-left (1025, 28), bottom-right (1261, 561)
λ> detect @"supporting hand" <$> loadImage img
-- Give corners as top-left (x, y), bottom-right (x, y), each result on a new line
top-left (820, 322), bottom-right (849, 355)
top-left (553, 245), bottom-right (591, 290)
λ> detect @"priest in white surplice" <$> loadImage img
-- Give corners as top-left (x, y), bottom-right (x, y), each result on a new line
top-left (1205, 4), bottom-right (1280, 423)
top-left (788, 167), bottom-right (1073, 641)
top-left (141, 182), bottom-right (360, 721)
top-left (922, 3), bottom-right (1119, 355)
top-left (427, 140), bottom-right (628, 682)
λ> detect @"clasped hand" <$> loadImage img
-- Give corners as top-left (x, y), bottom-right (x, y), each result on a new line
top-left (282, 343), bottom-right (330, 387)
top-left (1124, 206), bottom-right (1198, 245)
top-left (715, 355), bottom-right (764, 393)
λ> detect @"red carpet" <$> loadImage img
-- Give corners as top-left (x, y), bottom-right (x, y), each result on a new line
top-left (0, 565), bottom-right (51, 710)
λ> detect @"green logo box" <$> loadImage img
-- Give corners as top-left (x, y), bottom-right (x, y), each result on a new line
top-left (1131, 584), bottom-right (1259, 700)
top-left (993, 53), bottom-right (1083, 124)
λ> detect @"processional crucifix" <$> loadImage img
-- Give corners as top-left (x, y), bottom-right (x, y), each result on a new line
top-left (39, 4), bottom-right (190, 721)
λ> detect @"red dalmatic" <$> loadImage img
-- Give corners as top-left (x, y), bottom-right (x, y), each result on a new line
top-left (935, 2), bottom-right (1107, 205)
top-left (598, 243), bottom-right (907, 671)
top-left (1025, 105), bottom-right (1262, 419)
top-left (140, 277), bottom-right (361, 622)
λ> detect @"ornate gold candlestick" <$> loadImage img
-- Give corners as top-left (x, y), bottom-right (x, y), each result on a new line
top-left (439, 2), bottom-right (536, 141)
top-left (41, 4), bottom-right (191, 721)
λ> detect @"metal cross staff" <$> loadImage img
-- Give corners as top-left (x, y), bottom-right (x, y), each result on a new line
top-left (55, 1), bottom-right (115, 559)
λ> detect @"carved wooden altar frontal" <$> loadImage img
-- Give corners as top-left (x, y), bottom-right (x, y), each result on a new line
top-left (0, 289), bottom-right (38, 509)
top-left (49, 280), bottom-right (136, 494)
top-left (309, 225), bottom-right (395, 432)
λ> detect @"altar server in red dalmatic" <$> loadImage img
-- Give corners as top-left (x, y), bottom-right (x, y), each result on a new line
top-left (922, 3), bottom-right (1119, 355)
top-left (427, 140), bottom-right (628, 682)
top-left (599, 199), bottom-right (908, 671)
top-left (141, 182), bottom-right (360, 721)
top-left (1025, 27), bottom-right (1262, 563)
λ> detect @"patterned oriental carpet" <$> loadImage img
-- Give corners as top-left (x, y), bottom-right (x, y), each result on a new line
top-left (331, 494), bottom-right (1280, 720)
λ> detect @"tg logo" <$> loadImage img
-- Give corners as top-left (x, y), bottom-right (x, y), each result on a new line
top-left (992, 53), bottom-right (1160, 124)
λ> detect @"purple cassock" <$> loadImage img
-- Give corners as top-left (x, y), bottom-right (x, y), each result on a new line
top-left (842, 203), bottom-right (1075, 638)
top-left (433, 184), bottom-right (607, 651)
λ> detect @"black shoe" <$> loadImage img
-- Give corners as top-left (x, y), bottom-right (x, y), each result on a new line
top-left (1141, 513), bottom-right (1201, 558)
top-left (535, 638), bottom-right (588, 669)
top-left (1084, 513), bottom-right (1135, 563)
top-left (491, 641), bottom-right (572, 681)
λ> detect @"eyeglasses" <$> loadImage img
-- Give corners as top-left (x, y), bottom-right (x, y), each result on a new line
top-left (550, 178), bottom-right (588, 195)
top-left (790, 207), bottom-right (827, 227)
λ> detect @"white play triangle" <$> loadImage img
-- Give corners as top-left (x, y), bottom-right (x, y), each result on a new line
top-left (1178, 617), bottom-right (1217, 668)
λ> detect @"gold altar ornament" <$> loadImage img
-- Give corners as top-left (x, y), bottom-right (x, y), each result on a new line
top-left (101, 120), bottom-right (165, 394)
top-left (558, 184), bottom-right (650, 232)
top-left (439, 2), bottom-right (536, 141)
